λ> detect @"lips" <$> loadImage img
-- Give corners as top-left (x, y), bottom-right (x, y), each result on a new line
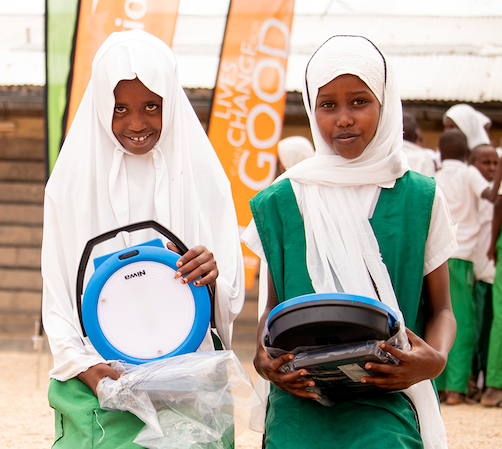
top-left (334, 132), bottom-right (359, 144)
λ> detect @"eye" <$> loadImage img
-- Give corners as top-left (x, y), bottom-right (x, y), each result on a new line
top-left (353, 98), bottom-right (368, 106)
top-left (114, 106), bottom-right (127, 114)
top-left (145, 104), bottom-right (159, 112)
top-left (318, 101), bottom-right (335, 109)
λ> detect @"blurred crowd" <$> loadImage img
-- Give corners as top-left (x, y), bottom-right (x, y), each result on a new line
top-left (402, 104), bottom-right (502, 407)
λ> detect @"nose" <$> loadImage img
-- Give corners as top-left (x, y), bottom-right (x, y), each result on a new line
top-left (335, 107), bottom-right (354, 128)
top-left (128, 112), bottom-right (147, 132)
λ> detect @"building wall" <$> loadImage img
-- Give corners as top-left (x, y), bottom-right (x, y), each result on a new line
top-left (0, 104), bottom-right (44, 349)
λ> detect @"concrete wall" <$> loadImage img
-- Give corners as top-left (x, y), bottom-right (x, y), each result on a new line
top-left (0, 99), bottom-right (45, 349)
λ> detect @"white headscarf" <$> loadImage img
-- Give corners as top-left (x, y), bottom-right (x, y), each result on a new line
top-left (42, 30), bottom-right (244, 380)
top-left (278, 35), bottom-right (446, 448)
top-left (277, 136), bottom-right (315, 170)
top-left (278, 35), bottom-right (408, 306)
top-left (444, 104), bottom-right (491, 150)
top-left (281, 35), bottom-right (408, 187)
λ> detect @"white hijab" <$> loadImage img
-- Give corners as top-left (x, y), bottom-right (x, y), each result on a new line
top-left (444, 103), bottom-right (491, 150)
top-left (42, 30), bottom-right (244, 380)
top-left (278, 35), bottom-right (446, 448)
top-left (281, 36), bottom-right (408, 187)
top-left (277, 136), bottom-right (315, 170)
top-left (279, 35), bottom-right (408, 307)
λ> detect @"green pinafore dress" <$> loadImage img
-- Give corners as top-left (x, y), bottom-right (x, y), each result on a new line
top-left (250, 171), bottom-right (435, 449)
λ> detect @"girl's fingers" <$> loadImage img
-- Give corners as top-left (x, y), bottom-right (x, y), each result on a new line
top-left (378, 342), bottom-right (407, 361)
top-left (269, 369), bottom-right (308, 385)
top-left (177, 263), bottom-right (218, 285)
top-left (175, 245), bottom-right (208, 268)
top-left (361, 368), bottom-right (408, 388)
top-left (362, 378), bottom-right (405, 389)
top-left (285, 390), bottom-right (319, 399)
top-left (166, 241), bottom-right (181, 255)
top-left (283, 386), bottom-right (319, 399)
top-left (364, 361), bottom-right (397, 375)
top-left (255, 349), bottom-right (319, 399)
top-left (269, 353), bottom-right (294, 371)
top-left (173, 245), bottom-right (218, 285)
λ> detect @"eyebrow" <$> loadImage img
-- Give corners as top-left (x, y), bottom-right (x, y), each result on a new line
top-left (317, 90), bottom-right (371, 98)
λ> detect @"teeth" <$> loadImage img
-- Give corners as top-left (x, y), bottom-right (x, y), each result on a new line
top-left (130, 136), bottom-right (148, 142)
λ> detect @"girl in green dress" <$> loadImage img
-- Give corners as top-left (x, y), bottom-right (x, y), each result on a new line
top-left (242, 35), bottom-right (457, 449)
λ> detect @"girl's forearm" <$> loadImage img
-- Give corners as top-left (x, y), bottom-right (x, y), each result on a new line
top-left (422, 262), bottom-right (456, 359)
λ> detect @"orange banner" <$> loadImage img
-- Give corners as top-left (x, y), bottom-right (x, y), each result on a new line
top-left (208, 0), bottom-right (295, 289)
top-left (66, 0), bottom-right (180, 131)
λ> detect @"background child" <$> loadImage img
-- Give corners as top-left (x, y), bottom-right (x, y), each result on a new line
top-left (482, 155), bottom-right (502, 407)
top-left (469, 144), bottom-right (499, 397)
top-left (242, 35), bottom-right (457, 449)
top-left (402, 113), bottom-right (436, 177)
top-left (276, 135), bottom-right (315, 176)
top-left (443, 103), bottom-right (492, 150)
top-left (435, 130), bottom-right (500, 405)
top-left (42, 30), bottom-right (244, 447)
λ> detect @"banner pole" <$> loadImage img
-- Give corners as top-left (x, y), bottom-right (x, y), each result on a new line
top-left (207, 0), bottom-right (232, 131)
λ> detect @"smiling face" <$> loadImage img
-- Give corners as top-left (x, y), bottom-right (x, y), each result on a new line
top-left (112, 78), bottom-right (162, 155)
top-left (315, 74), bottom-right (381, 159)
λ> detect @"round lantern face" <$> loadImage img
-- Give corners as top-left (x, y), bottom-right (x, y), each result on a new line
top-left (97, 261), bottom-right (195, 359)
top-left (82, 244), bottom-right (211, 364)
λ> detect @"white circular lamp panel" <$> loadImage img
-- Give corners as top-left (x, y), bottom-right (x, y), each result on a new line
top-left (82, 240), bottom-right (211, 364)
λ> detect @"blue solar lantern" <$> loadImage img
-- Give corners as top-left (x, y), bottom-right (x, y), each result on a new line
top-left (265, 292), bottom-right (400, 351)
top-left (264, 292), bottom-right (402, 403)
top-left (76, 221), bottom-right (211, 364)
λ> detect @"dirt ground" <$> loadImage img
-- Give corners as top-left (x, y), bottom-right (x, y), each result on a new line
top-left (2, 349), bottom-right (502, 449)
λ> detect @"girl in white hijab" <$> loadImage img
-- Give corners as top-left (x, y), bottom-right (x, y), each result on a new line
top-left (242, 35), bottom-right (457, 449)
top-left (42, 30), bottom-right (244, 447)
top-left (444, 103), bottom-right (492, 150)
top-left (277, 135), bottom-right (315, 174)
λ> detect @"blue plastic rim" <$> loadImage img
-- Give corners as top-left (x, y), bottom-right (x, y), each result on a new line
top-left (82, 240), bottom-right (211, 364)
top-left (267, 292), bottom-right (399, 329)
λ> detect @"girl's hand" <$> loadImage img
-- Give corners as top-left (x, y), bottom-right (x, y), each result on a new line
top-left (167, 242), bottom-right (218, 290)
top-left (254, 344), bottom-right (319, 399)
top-left (77, 363), bottom-right (123, 397)
top-left (360, 329), bottom-right (446, 390)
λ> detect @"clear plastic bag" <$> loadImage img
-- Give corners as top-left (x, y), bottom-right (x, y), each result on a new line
top-left (263, 322), bottom-right (409, 406)
top-left (97, 350), bottom-right (265, 449)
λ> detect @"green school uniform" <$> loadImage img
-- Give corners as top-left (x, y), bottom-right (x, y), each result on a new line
top-left (49, 378), bottom-right (145, 449)
top-left (48, 330), bottom-right (233, 449)
top-left (435, 258), bottom-right (475, 394)
top-left (49, 376), bottom-right (235, 449)
top-left (472, 279), bottom-right (492, 376)
top-left (250, 171), bottom-right (435, 449)
top-left (485, 233), bottom-right (502, 388)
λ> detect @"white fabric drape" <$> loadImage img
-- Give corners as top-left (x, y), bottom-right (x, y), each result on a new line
top-left (42, 30), bottom-right (244, 381)
top-left (444, 103), bottom-right (491, 150)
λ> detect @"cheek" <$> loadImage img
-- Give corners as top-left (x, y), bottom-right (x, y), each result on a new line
top-left (155, 115), bottom-right (162, 131)
top-left (151, 112), bottom-right (162, 133)
top-left (367, 106), bottom-right (380, 139)
top-left (315, 112), bottom-right (331, 137)
top-left (111, 114), bottom-right (122, 135)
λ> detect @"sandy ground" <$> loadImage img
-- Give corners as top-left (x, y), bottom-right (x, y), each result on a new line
top-left (3, 349), bottom-right (502, 449)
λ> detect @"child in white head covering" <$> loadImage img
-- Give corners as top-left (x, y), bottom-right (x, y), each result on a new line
top-left (42, 30), bottom-right (244, 447)
top-left (242, 35), bottom-right (457, 449)
top-left (277, 136), bottom-right (315, 174)
top-left (444, 103), bottom-right (492, 150)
